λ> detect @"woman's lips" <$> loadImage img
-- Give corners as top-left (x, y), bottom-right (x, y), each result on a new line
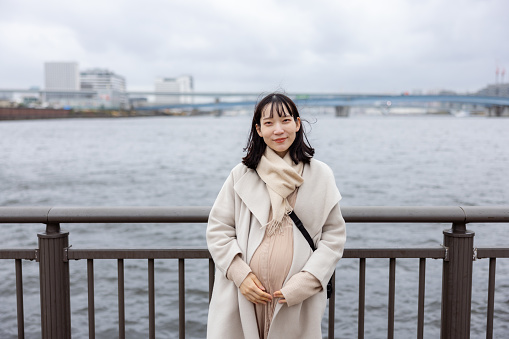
top-left (274, 138), bottom-right (286, 143)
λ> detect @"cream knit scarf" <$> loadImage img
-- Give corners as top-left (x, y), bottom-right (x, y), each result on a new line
top-left (256, 147), bottom-right (304, 236)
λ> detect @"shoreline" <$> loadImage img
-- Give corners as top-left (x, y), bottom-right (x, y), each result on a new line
top-left (0, 107), bottom-right (214, 121)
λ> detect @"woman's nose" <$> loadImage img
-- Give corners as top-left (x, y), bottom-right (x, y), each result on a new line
top-left (274, 123), bottom-right (284, 134)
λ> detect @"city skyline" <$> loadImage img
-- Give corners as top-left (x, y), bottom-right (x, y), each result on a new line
top-left (1, 0), bottom-right (508, 94)
top-left (2, 59), bottom-right (507, 97)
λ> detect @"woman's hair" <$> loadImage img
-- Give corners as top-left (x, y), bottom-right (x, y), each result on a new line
top-left (242, 92), bottom-right (315, 169)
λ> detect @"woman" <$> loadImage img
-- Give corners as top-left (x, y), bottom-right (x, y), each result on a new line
top-left (206, 93), bottom-right (346, 339)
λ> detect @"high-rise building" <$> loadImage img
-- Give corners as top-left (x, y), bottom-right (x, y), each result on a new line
top-left (80, 68), bottom-right (126, 92)
top-left (80, 68), bottom-right (128, 108)
top-left (154, 75), bottom-right (193, 104)
top-left (44, 62), bottom-right (80, 90)
top-left (43, 62), bottom-right (82, 108)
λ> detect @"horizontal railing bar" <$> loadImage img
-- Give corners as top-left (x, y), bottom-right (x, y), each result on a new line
top-left (63, 248), bottom-right (447, 260)
top-left (48, 206), bottom-right (211, 223)
top-left (462, 206), bottom-right (509, 223)
top-left (0, 250), bottom-right (37, 260)
top-left (343, 206), bottom-right (467, 223)
top-left (0, 206), bottom-right (211, 224)
top-left (0, 206), bottom-right (508, 224)
top-left (476, 248), bottom-right (509, 258)
top-left (0, 248), bottom-right (448, 261)
top-left (67, 248), bottom-right (213, 260)
top-left (343, 248), bottom-right (446, 259)
top-left (0, 206), bottom-right (52, 223)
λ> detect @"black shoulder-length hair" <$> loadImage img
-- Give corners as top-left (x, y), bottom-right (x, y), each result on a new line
top-left (242, 92), bottom-right (315, 169)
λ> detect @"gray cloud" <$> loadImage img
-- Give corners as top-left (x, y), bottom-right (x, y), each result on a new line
top-left (0, 0), bottom-right (508, 93)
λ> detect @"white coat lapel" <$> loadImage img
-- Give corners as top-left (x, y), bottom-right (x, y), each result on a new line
top-left (293, 160), bottom-right (341, 233)
top-left (234, 169), bottom-right (271, 227)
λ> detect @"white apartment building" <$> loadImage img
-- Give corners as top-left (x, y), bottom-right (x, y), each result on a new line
top-left (44, 62), bottom-right (80, 90)
top-left (80, 68), bottom-right (126, 92)
top-left (154, 76), bottom-right (193, 104)
top-left (80, 68), bottom-right (128, 108)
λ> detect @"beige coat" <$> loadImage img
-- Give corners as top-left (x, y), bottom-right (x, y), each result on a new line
top-left (206, 159), bottom-right (346, 339)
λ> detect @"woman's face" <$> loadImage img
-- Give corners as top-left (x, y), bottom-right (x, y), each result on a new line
top-left (255, 104), bottom-right (301, 157)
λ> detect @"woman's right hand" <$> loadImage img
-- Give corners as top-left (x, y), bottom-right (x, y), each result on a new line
top-left (239, 273), bottom-right (273, 304)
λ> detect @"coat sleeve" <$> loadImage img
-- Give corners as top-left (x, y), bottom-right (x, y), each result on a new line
top-left (301, 202), bottom-right (346, 290)
top-left (279, 271), bottom-right (322, 306)
top-left (226, 254), bottom-right (252, 287)
top-left (206, 171), bottom-right (244, 277)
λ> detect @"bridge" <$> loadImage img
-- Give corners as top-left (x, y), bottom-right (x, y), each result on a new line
top-left (2, 88), bottom-right (509, 116)
top-left (128, 93), bottom-right (509, 117)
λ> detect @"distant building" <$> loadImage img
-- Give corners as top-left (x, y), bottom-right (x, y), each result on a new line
top-left (154, 76), bottom-right (193, 104)
top-left (129, 97), bottom-right (148, 108)
top-left (80, 68), bottom-right (126, 92)
top-left (44, 62), bottom-right (81, 108)
top-left (477, 83), bottom-right (509, 97)
top-left (0, 88), bottom-right (39, 107)
top-left (80, 68), bottom-right (128, 109)
top-left (0, 99), bottom-right (12, 108)
top-left (42, 63), bottom-right (128, 109)
top-left (44, 62), bottom-right (80, 90)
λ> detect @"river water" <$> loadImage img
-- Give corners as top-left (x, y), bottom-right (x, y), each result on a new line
top-left (0, 113), bottom-right (508, 338)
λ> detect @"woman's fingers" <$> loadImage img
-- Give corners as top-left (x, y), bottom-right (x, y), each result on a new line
top-left (251, 274), bottom-right (265, 291)
top-left (273, 290), bottom-right (287, 304)
top-left (239, 273), bottom-right (273, 304)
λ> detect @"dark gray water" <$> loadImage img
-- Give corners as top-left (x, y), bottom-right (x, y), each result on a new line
top-left (1, 114), bottom-right (508, 338)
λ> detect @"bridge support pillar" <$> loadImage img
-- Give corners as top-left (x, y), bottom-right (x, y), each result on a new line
top-left (213, 97), bottom-right (223, 117)
top-left (335, 106), bottom-right (350, 117)
top-left (488, 105), bottom-right (509, 117)
top-left (487, 106), bottom-right (498, 117)
top-left (440, 222), bottom-right (474, 339)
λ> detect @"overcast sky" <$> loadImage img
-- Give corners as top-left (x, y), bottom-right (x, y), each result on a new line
top-left (1, 0), bottom-right (508, 94)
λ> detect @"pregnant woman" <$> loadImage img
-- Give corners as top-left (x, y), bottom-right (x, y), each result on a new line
top-left (206, 92), bottom-right (346, 339)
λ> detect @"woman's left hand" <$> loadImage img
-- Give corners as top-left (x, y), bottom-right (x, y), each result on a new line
top-left (273, 290), bottom-right (287, 304)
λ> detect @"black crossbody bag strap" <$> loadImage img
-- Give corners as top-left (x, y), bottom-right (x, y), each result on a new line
top-left (289, 211), bottom-right (316, 251)
top-left (288, 211), bottom-right (333, 299)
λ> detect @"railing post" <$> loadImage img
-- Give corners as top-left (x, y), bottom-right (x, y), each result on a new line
top-left (38, 223), bottom-right (71, 339)
top-left (441, 222), bottom-right (474, 339)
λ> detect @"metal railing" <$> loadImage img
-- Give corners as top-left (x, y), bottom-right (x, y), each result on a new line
top-left (0, 206), bottom-right (508, 339)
